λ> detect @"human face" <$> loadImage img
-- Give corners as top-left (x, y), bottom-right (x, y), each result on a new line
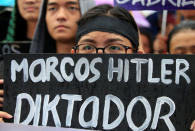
top-left (46, 0), bottom-right (80, 42)
top-left (17, 0), bottom-right (41, 21)
top-left (76, 31), bottom-right (135, 54)
top-left (140, 34), bottom-right (151, 53)
top-left (170, 30), bottom-right (195, 54)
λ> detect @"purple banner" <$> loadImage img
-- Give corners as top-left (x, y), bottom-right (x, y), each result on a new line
top-left (114, 0), bottom-right (195, 10)
top-left (95, 0), bottom-right (114, 6)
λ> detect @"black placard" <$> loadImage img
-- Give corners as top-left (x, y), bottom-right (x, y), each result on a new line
top-left (3, 54), bottom-right (195, 131)
top-left (0, 41), bottom-right (31, 58)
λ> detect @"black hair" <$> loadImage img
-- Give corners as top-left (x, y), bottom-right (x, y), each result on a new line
top-left (5, 0), bottom-right (27, 41)
top-left (167, 20), bottom-right (195, 52)
top-left (77, 4), bottom-right (139, 49)
top-left (15, 0), bottom-right (27, 41)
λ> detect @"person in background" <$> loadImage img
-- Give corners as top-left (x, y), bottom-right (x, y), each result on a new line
top-left (0, 0), bottom-right (42, 110)
top-left (139, 27), bottom-right (153, 53)
top-left (4, 0), bottom-right (41, 41)
top-left (152, 12), bottom-right (176, 54)
top-left (153, 34), bottom-right (167, 54)
top-left (167, 20), bottom-right (195, 55)
top-left (30, 0), bottom-right (81, 53)
top-left (167, 20), bottom-right (195, 131)
top-left (73, 4), bottom-right (140, 54)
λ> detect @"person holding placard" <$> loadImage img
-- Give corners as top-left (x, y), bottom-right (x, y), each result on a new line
top-left (72, 4), bottom-right (195, 131)
top-left (72, 4), bottom-right (140, 54)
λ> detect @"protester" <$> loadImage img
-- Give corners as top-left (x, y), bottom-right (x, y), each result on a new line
top-left (153, 34), bottom-right (167, 54)
top-left (4, 0), bottom-right (41, 41)
top-left (30, 0), bottom-right (81, 53)
top-left (73, 4), bottom-right (140, 54)
top-left (167, 20), bottom-right (195, 131)
top-left (152, 12), bottom-right (176, 54)
top-left (139, 28), bottom-right (153, 53)
top-left (0, 4), bottom-right (194, 131)
top-left (73, 5), bottom-right (195, 131)
top-left (0, 0), bottom-right (42, 110)
top-left (167, 20), bottom-right (195, 54)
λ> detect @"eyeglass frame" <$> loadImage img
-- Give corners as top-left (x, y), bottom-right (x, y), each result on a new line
top-left (72, 43), bottom-right (137, 54)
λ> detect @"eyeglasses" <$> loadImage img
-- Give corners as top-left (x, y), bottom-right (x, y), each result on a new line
top-left (72, 43), bottom-right (137, 54)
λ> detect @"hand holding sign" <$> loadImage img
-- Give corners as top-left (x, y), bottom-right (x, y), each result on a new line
top-left (191, 120), bottom-right (195, 131)
top-left (0, 79), bottom-right (4, 108)
top-left (0, 111), bottom-right (12, 122)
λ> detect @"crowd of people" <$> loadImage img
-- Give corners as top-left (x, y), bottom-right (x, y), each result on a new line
top-left (0, 0), bottom-right (195, 130)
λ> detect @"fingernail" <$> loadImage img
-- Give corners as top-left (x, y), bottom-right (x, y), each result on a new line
top-left (7, 114), bottom-right (13, 118)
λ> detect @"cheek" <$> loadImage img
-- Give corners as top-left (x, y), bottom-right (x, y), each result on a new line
top-left (71, 15), bottom-right (80, 25)
top-left (17, 2), bottom-right (25, 16)
top-left (46, 16), bottom-right (53, 33)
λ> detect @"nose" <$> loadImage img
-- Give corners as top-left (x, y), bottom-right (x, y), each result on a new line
top-left (25, 0), bottom-right (36, 4)
top-left (97, 49), bottom-right (104, 54)
top-left (57, 8), bottom-right (68, 22)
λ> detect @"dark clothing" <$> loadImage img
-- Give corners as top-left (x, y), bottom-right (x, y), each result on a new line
top-left (0, 8), bottom-right (11, 41)
top-left (3, 0), bottom-right (27, 42)
top-left (30, 0), bottom-right (56, 53)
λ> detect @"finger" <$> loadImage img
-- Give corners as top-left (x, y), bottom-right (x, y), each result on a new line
top-left (0, 79), bottom-right (4, 84)
top-left (0, 104), bottom-right (3, 108)
top-left (0, 97), bottom-right (4, 103)
top-left (0, 111), bottom-right (12, 119)
top-left (191, 120), bottom-right (195, 130)
top-left (0, 90), bottom-right (3, 96)
top-left (0, 118), bottom-right (4, 123)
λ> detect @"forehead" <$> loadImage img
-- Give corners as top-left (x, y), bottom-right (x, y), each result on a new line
top-left (170, 30), bottom-right (195, 48)
top-left (47, 0), bottom-right (79, 4)
top-left (79, 31), bottom-right (133, 47)
top-left (80, 31), bottom-right (128, 41)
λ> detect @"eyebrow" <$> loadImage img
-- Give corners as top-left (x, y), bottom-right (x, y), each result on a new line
top-left (79, 38), bottom-right (96, 44)
top-left (105, 38), bottom-right (124, 44)
top-left (47, 1), bottom-right (79, 6)
top-left (47, 2), bottom-right (57, 6)
top-left (175, 46), bottom-right (186, 50)
top-left (66, 1), bottom-right (79, 5)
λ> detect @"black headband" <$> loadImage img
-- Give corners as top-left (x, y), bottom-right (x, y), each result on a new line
top-left (76, 16), bottom-right (139, 49)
